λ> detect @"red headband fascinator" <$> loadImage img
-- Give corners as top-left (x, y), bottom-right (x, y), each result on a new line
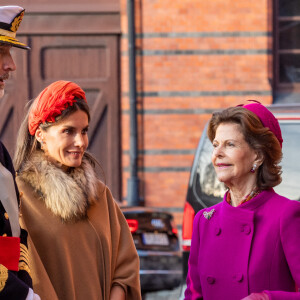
top-left (28, 80), bottom-right (87, 135)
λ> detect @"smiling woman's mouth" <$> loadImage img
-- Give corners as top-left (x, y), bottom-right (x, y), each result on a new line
top-left (216, 164), bottom-right (232, 169)
top-left (68, 151), bottom-right (82, 156)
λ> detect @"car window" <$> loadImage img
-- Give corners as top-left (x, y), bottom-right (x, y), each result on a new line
top-left (274, 121), bottom-right (300, 200)
top-left (193, 135), bottom-right (225, 207)
top-left (193, 120), bottom-right (300, 207)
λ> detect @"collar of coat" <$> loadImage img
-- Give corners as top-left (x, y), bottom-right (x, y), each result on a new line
top-left (18, 150), bottom-right (99, 222)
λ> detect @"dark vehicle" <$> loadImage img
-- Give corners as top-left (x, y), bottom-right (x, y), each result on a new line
top-left (122, 207), bottom-right (182, 293)
top-left (182, 104), bottom-right (300, 278)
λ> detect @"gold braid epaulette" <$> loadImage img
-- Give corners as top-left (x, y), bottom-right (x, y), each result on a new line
top-left (19, 243), bottom-right (31, 275)
top-left (0, 265), bottom-right (8, 292)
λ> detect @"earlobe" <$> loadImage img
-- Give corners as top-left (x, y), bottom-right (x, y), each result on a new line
top-left (35, 128), bottom-right (45, 148)
top-left (250, 164), bottom-right (257, 173)
top-left (255, 151), bottom-right (264, 168)
top-left (35, 128), bottom-right (42, 143)
top-left (250, 153), bottom-right (264, 173)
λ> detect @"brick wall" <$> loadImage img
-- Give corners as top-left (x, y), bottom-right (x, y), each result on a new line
top-left (120, 0), bottom-right (273, 225)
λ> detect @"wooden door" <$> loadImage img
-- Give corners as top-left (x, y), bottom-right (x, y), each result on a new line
top-left (0, 2), bottom-right (121, 200)
top-left (0, 44), bottom-right (30, 154)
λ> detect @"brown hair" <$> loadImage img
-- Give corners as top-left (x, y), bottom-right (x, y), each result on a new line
top-left (207, 106), bottom-right (282, 190)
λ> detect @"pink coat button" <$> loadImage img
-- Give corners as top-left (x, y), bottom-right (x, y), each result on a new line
top-left (241, 225), bottom-right (251, 235)
top-left (207, 276), bottom-right (215, 284)
top-left (233, 273), bottom-right (244, 282)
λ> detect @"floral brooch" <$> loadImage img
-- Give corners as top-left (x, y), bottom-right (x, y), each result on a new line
top-left (203, 209), bottom-right (215, 220)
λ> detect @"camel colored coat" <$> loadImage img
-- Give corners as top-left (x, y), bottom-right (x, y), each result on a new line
top-left (17, 151), bottom-right (141, 300)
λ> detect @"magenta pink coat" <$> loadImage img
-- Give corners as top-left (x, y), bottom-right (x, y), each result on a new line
top-left (184, 189), bottom-right (300, 300)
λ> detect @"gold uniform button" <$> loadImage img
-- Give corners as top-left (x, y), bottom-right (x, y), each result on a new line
top-left (4, 213), bottom-right (8, 220)
top-left (2, 234), bottom-right (7, 237)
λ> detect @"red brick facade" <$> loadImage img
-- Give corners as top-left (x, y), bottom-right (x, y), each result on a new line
top-left (120, 0), bottom-right (273, 225)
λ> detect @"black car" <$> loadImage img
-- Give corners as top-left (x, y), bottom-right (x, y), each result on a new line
top-left (182, 104), bottom-right (300, 279)
top-left (121, 206), bottom-right (182, 293)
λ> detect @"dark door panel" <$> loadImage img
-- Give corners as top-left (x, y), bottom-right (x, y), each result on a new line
top-left (0, 4), bottom-right (121, 200)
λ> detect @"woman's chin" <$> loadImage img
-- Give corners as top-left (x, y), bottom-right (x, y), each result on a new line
top-left (216, 175), bottom-right (227, 183)
top-left (55, 159), bottom-right (82, 169)
top-left (217, 177), bottom-right (232, 188)
top-left (66, 159), bottom-right (82, 168)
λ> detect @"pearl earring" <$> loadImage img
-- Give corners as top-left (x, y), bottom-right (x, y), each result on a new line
top-left (250, 164), bottom-right (257, 173)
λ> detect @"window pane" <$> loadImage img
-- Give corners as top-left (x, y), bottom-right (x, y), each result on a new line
top-left (279, 0), bottom-right (300, 17)
top-left (279, 54), bottom-right (300, 83)
top-left (275, 122), bottom-right (300, 200)
top-left (194, 135), bottom-right (225, 207)
top-left (279, 21), bottom-right (300, 49)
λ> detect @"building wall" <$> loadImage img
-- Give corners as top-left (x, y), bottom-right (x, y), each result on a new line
top-left (120, 0), bottom-right (273, 225)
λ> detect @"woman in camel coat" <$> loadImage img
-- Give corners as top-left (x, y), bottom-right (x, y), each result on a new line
top-left (14, 80), bottom-right (141, 300)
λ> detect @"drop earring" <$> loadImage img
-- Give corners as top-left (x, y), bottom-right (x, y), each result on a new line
top-left (250, 164), bottom-right (257, 173)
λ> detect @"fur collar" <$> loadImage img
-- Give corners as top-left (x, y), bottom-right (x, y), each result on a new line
top-left (18, 151), bottom-right (99, 222)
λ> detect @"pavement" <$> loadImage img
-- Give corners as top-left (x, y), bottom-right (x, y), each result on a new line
top-left (143, 284), bottom-right (186, 300)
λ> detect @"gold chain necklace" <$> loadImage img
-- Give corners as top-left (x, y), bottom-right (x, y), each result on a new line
top-left (227, 188), bottom-right (261, 207)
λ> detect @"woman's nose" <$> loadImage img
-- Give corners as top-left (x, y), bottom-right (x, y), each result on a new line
top-left (213, 145), bottom-right (223, 157)
top-left (74, 134), bottom-right (85, 147)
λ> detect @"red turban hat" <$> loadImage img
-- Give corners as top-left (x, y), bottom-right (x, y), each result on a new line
top-left (28, 80), bottom-right (86, 135)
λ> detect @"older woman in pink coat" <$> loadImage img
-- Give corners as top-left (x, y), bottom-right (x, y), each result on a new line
top-left (184, 101), bottom-right (300, 300)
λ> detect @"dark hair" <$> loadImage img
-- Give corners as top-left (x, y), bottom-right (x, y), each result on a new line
top-left (207, 106), bottom-right (282, 190)
top-left (14, 98), bottom-right (97, 172)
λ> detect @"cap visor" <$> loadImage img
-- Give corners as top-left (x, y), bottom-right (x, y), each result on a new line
top-left (0, 36), bottom-right (30, 50)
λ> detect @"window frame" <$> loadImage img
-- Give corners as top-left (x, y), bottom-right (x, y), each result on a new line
top-left (274, 0), bottom-right (300, 95)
